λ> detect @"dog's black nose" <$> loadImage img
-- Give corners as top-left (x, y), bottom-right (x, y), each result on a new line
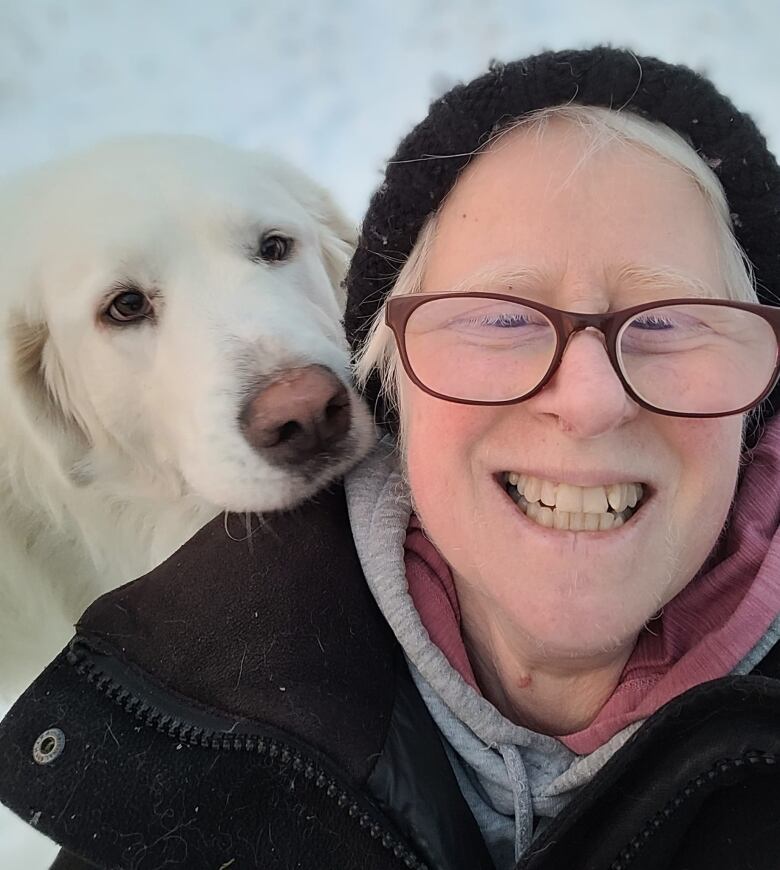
top-left (241, 365), bottom-right (352, 466)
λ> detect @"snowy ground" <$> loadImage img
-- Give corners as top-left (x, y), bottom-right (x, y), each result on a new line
top-left (1, 0), bottom-right (779, 866)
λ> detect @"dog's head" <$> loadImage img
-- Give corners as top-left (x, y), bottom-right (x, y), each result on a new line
top-left (1, 136), bottom-right (374, 512)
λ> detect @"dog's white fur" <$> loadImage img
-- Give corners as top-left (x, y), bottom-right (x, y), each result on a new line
top-left (0, 135), bottom-right (374, 702)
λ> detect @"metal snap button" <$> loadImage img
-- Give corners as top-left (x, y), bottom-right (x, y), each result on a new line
top-left (33, 728), bottom-right (66, 765)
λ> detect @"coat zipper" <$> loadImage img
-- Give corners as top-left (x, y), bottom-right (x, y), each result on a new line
top-left (609, 751), bottom-right (777, 870)
top-left (66, 644), bottom-right (429, 870)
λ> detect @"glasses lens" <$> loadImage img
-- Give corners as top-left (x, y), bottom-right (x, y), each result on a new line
top-left (403, 296), bottom-right (557, 401)
top-left (618, 303), bottom-right (778, 414)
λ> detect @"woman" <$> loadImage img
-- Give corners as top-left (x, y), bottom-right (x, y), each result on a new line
top-left (2, 47), bottom-right (779, 870)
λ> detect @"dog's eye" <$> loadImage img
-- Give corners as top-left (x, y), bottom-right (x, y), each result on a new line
top-left (257, 232), bottom-right (292, 263)
top-left (105, 290), bottom-right (153, 324)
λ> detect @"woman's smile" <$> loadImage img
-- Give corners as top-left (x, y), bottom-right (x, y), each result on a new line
top-left (502, 471), bottom-right (646, 531)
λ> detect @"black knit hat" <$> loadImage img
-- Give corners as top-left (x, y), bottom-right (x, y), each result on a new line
top-left (344, 46), bottom-right (780, 431)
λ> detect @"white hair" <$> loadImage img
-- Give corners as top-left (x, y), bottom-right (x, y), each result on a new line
top-left (354, 104), bottom-right (758, 438)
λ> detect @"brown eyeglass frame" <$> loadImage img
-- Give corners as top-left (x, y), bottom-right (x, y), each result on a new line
top-left (385, 293), bottom-right (780, 417)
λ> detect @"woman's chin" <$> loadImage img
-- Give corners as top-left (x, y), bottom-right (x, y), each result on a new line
top-left (460, 480), bottom-right (671, 657)
top-left (495, 596), bottom-right (651, 661)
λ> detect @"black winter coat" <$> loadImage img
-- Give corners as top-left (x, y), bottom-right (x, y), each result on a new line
top-left (1, 484), bottom-right (779, 870)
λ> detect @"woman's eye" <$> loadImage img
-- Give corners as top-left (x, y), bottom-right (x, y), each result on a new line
top-left (630, 315), bottom-right (675, 330)
top-left (105, 290), bottom-right (153, 324)
top-left (481, 314), bottom-right (533, 327)
top-left (257, 233), bottom-right (293, 263)
top-left (459, 313), bottom-right (540, 329)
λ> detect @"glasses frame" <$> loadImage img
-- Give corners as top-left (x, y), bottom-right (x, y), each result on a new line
top-left (385, 293), bottom-right (780, 417)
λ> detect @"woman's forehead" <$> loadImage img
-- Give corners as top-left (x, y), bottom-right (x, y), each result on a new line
top-left (424, 121), bottom-right (724, 306)
top-left (439, 117), bottom-right (710, 222)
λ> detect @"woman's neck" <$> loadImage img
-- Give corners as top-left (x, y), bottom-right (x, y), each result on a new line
top-left (459, 590), bottom-right (636, 736)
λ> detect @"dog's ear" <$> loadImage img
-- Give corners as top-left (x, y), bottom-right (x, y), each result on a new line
top-left (311, 186), bottom-right (358, 307)
top-left (8, 312), bottom-right (92, 478)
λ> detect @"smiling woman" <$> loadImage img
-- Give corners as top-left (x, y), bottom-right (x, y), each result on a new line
top-left (2, 47), bottom-right (780, 870)
top-left (343, 48), bottom-right (780, 868)
top-left (379, 121), bottom-right (748, 738)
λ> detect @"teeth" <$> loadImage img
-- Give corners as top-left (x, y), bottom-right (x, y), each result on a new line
top-left (553, 509), bottom-right (569, 530)
top-left (537, 506), bottom-right (554, 528)
top-left (584, 512), bottom-right (600, 531)
top-left (569, 511), bottom-right (586, 531)
top-left (607, 483), bottom-right (625, 512)
top-left (524, 476), bottom-right (542, 503)
top-left (582, 486), bottom-right (609, 514)
top-left (505, 472), bottom-right (645, 533)
top-left (540, 479), bottom-right (557, 507)
top-left (555, 483), bottom-right (583, 513)
top-left (509, 474), bottom-right (643, 515)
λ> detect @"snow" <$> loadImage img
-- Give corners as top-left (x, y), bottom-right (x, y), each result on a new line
top-left (1, 0), bottom-right (780, 220)
top-left (1, 0), bottom-right (779, 865)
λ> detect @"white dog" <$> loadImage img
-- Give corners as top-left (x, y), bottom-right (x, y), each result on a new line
top-left (0, 136), bottom-right (375, 704)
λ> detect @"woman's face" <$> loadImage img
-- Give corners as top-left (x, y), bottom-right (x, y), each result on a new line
top-left (402, 121), bottom-right (744, 660)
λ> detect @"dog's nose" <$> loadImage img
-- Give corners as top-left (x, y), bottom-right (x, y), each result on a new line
top-left (241, 365), bottom-right (352, 466)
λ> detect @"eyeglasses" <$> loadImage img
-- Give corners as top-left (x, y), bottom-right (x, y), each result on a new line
top-left (384, 293), bottom-right (780, 417)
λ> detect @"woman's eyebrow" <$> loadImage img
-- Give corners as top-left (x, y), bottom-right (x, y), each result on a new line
top-left (444, 264), bottom-right (548, 294)
top-left (613, 264), bottom-right (714, 298)
top-left (432, 264), bottom-right (715, 299)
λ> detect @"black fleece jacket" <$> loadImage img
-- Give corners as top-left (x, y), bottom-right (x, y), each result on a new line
top-left (1, 484), bottom-right (779, 870)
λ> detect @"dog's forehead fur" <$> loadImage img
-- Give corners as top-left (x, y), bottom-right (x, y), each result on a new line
top-left (0, 135), bottom-right (354, 331)
top-left (3, 136), bottom-right (321, 254)
top-left (22, 136), bottom-right (316, 221)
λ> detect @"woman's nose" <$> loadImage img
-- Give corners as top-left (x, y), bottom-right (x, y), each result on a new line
top-left (526, 329), bottom-right (639, 437)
